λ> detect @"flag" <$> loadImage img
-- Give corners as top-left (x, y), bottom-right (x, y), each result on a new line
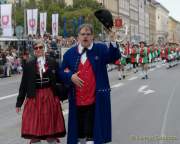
top-left (78, 16), bottom-right (83, 27)
top-left (63, 16), bottom-right (67, 38)
top-left (40, 12), bottom-right (47, 37)
top-left (0, 4), bottom-right (13, 36)
top-left (52, 14), bottom-right (59, 37)
top-left (27, 9), bottom-right (38, 35)
top-left (72, 18), bottom-right (77, 36)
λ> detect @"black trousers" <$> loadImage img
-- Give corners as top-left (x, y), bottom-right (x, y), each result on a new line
top-left (77, 104), bottom-right (95, 139)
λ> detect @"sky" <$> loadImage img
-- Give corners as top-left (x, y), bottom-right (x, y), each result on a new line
top-left (156, 0), bottom-right (180, 21)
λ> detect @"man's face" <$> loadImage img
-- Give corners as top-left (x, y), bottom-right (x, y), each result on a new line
top-left (78, 27), bottom-right (93, 48)
top-left (140, 43), bottom-right (144, 48)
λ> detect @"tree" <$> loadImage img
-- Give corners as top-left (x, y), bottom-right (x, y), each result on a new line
top-left (14, 6), bottom-right (24, 26)
top-left (14, 0), bottom-right (103, 37)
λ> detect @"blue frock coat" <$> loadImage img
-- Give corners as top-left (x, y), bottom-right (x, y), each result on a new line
top-left (59, 42), bottom-right (120, 144)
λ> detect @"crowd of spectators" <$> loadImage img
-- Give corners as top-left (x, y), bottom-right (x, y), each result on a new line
top-left (0, 34), bottom-right (77, 78)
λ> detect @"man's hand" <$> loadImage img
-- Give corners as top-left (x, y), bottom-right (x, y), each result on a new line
top-left (71, 71), bottom-right (84, 87)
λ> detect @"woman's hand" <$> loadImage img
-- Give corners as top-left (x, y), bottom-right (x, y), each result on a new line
top-left (16, 107), bottom-right (21, 114)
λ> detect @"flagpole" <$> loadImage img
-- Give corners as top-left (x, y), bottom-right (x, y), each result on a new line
top-left (24, 8), bottom-right (27, 37)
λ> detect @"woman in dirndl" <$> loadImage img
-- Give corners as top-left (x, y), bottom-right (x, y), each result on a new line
top-left (15, 39), bottom-right (66, 144)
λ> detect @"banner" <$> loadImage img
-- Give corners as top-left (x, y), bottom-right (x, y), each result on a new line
top-left (78, 16), bottom-right (83, 27)
top-left (40, 12), bottom-right (47, 37)
top-left (63, 17), bottom-right (67, 38)
top-left (115, 17), bottom-right (122, 28)
top-left (72, 18), bottom-right (77, 36)
top-left (27, 9), bottom-right (38, 35)
top-left (52, 14), bottom-right (59, 37)
top-left (0, 4), bottom-right (13, 36)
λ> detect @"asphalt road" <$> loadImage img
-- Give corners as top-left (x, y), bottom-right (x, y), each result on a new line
top-left (0, 62), bottom-right (180, 144)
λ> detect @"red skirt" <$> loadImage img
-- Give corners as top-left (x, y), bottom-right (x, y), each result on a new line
top-left (114, 60), bottom-right (120, 65)
top-left (21, 87), bottom-right (66, 140)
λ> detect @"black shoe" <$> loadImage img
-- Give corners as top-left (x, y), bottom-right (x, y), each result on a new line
top-left (142, 77), bottom-right (145, 79)
top-left (118, 78), bottom-right (121, 80)
top-left (123, 75), bottom-right (125, 79)
top-left (145, 75), bottom-right (148, 79)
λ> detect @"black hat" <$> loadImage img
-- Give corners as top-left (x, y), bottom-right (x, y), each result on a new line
top-left (94, 9), bottom-right (113, 31)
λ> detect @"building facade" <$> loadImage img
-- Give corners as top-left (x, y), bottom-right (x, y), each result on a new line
top-left (118, 0), bottom-right (130, 41)
top-left (148, 1), bottom-right (156, 44)
top-left (175, 22), bottom-right (180, 44)
top-left (144, 0), bottom-right (150, 43)
top-left (154, 2), bottom-right (169, 45)
top-left (129, 0), bottom-right (139, 43)
top-left (138, 0), bottom-right (145, 41)
top-left (168, 16), bottom-right (178, 43)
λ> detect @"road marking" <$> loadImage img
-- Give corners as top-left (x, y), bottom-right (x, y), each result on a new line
top-left (128, 76), bottom-right (138, 81)
top-left (144, 89), bottom-right (155, 95)
top-left (160, 81), bottom-right (179, 142)
top-left (0, 93), bottom-right (18, 101)
top-left (138, 85), bottom-right (148, 93)
top-left (149, 68), bottom-right (155, 72)
top-left (111, 83), bottom-right (124, 89)
top-left (138, 85), bottom-right (155, 95)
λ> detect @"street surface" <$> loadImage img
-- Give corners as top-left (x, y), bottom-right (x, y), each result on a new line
top-left (0, 62), bottom-right (180, 144)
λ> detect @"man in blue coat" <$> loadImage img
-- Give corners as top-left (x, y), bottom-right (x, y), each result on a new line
top-left (59, 24), bottom-right (120, 144)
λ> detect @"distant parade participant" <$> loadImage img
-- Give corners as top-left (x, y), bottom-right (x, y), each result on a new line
top-left (165, 45), bottom-right (173, 68)
top-left (147, 45), bottom-right (153, 68)
top-left (139, 41), bottom-right (149, 79)
top-left (124, 42), bottom-right (131, 70)
top-left (115, 44), bottom-right (126, 80)
top-left (131, 44), bottom-right (139, 73)
top-left (176, 46), bottom-right (180, 62)
top-left (160, 46), bottom-right (166, 64)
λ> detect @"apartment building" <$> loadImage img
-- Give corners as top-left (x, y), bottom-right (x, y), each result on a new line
top-left (154, 1), bottom-right (169, 45)
top-left (118, 0), bottom-right (130, 41)
top-left (168, 16), bottom-right (178, 43)
top-left (138, 0), bottom-right (145, 41)
top-left (129, 0), bottom-right (139, 43)
top-left (176, 22), bottom-right (180, 44)
top-left (144, 0), bottom-right (149, 43)
top-left (148, 1), bottom-right (156, 44)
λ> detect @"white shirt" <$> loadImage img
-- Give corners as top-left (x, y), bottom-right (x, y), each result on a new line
top-left (37, 56), bottom-right (46, 79)
top-left (78, 43), bottom-right (93, 64)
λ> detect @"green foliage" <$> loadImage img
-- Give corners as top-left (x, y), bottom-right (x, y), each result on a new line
top-left (14, 6), bottom-right (24, 26)
top-left (14, 0), bottom-right (103, 36)
top-left (73, 0), bottom-right (102, 9)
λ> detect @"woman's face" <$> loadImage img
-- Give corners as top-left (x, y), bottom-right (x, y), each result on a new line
top-left (33, 44), bottom-right (44, 57)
